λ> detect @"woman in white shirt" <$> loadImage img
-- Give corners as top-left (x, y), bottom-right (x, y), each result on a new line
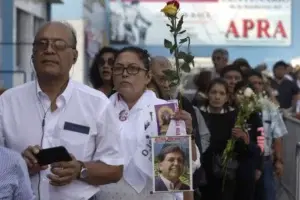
top-left (97, 46), bottom-right (200, 200)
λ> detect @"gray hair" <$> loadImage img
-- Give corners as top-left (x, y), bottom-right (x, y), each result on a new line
top-left (212, 48), bottom-right (229, 58)
top-left (35, 21), bottom-right (77, 48)
top-left (150, 56), bottom-right (172, 67)
top-left (60, 21), bottom-right (77, 47)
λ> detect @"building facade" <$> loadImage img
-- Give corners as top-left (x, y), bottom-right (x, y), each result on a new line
top-left (50, 0), bottom-right (298, 86)
top-left (0, 0), bottom-right (63, 88)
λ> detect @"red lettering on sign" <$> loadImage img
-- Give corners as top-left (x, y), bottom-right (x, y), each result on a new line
top-left (226, 21), bottom-right (239, 38)
top-left (226, 19), bottom-right (287, 39)
top-left (257, 19), bottom-right (269, 38)
top-left (243, 19), bottom-right (254, 38)
top-left (273, 21), bottom-right (287, 38)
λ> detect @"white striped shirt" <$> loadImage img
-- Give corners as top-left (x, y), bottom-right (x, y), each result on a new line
top-left (0, 147), bottom-right (34, 200)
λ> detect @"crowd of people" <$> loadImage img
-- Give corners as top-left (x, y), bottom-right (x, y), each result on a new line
top-left (0, 21), bottom-right (295, 200)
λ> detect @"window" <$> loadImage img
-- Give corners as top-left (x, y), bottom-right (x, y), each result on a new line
top-left (16, 8), bottom-right (30, 68)
top-left (33, 16), bottom-right (45, 35)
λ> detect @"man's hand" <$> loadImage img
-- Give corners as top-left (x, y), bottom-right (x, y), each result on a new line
top-left (22, 145), bottom-right (48, 175)
top-left (274, 161), bottom-right (284, 177)
top-left (47, 154), bottom-right (81, 186)
top-left (232, 128), bottom-right (249, 144)
top-left (173, 109), bottom-right (193, 134)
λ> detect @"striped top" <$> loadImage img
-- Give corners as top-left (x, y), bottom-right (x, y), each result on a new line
top-left (0, 147), bottom-right (34, 200)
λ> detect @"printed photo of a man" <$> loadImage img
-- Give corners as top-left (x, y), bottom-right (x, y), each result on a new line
top-left (154, 145), bottom-right (190, 191)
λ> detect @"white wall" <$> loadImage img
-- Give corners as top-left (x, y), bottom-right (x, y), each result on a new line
top-left (66, 20), bottom-right (85, 83)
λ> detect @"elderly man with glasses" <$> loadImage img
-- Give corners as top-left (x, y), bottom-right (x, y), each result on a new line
top-left (0, 21), bottom-right (123, 200)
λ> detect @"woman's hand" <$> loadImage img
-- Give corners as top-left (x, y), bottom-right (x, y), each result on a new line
top-left (173, 109), bottom-right (193, 135)
top-left (232, 128), bottom-right (249, 144)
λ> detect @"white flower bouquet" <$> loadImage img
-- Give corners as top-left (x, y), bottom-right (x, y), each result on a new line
top-left (221, 87), bottom-right (262, 188)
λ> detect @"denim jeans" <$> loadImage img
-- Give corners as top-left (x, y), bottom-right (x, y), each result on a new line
top-left (263, 158), bottom-right (276, 200)
top-left (255, 157), bottom-right (276, 200)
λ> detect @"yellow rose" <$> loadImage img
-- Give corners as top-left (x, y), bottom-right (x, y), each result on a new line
top-left (161, 4), bottom-right (178, 17)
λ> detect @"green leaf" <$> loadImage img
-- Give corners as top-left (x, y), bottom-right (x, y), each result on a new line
top-left (191, 59), bottom-right (195, 67)
top-left (179, 38), bottom-right (188, 44)
top-left (181, 62), bottom-right (191, 73)
top-left (178, 51), bottom-right (187, 59)
top-left (179, 30), bottom-right (186, 34)
top-left (170, 44), bottom-right (177, 54)
top-left (164, 39), bottom-right (173, 49)
top-left (166, 24), bottom-right (175, 32)
top-left (184, 54), bottom-right (194, 63)
top-left (176, 15), bottom-right (184, 32)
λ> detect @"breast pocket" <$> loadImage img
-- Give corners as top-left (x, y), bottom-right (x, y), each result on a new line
top-left (59, 121), bottom-right (93, 161)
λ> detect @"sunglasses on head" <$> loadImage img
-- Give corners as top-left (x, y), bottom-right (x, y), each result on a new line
top-left (99, 57), bottom-right (114, 67)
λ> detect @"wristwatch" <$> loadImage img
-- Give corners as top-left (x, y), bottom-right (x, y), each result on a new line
top-left (77, 161), bottom-right (88, 179)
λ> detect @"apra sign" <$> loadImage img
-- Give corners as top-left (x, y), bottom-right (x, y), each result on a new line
top-left (226, 19), bottom-right (288, 39)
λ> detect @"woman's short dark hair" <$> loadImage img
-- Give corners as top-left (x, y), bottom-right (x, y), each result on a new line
top-left (89, 47), bottom-right (118, 89)
top-left (115, 46), bottom-right (151, 70)
top-left (203, 78), bottom-right (230, 109)
top-left (220, 64), bottom-right (243, 78)
top-left (206, 78), bottom-right (229, 95)
top-left (247, 70), bottom-right (263, 80)
top-left (233, 58), bottom-right (251, 69)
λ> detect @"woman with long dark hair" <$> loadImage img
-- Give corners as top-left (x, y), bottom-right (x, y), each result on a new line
top-left (89, 47), bottom-right (118, 96)
top-left (199, 78), bottom-right (263, 200)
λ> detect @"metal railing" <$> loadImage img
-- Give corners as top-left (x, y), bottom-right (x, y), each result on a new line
top-left (278, 116), bottom-right (300, 200)
top-left (296, 142), bottom-right (300, 200)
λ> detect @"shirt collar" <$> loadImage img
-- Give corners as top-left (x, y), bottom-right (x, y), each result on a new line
top-left (36, 80), bottom-right (74, 105)
top-left (115, 89), bottom-right (158, 112)
top-left (200, 105), bottom-right (234, 113)
top-left (159, 174), bottom-right (182, 190)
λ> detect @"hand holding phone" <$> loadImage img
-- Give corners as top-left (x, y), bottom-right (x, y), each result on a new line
top-left (22, 145), bottom-right (48, 175)
top-left (36, 146), bottom-right (72, 166)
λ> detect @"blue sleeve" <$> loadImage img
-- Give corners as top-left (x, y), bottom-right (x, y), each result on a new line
top-left (271, 109), bottom-right (288, 139)
top-left (14, 154), bottom-right (35, 200)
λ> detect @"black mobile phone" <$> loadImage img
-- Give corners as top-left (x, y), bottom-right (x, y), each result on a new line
top-left (36, 146), bottom-right (72, 166)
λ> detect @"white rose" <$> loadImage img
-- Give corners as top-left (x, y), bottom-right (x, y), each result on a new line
top-left (248, 102), bottom-right (254, 111)
top-left (244, 87), bottom-right (254, 97)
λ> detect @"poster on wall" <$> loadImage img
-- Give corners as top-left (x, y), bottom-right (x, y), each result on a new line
top-left (83, 0), bottom-right (107, 61)
top-left (106, 0), bottom-right (291, 46)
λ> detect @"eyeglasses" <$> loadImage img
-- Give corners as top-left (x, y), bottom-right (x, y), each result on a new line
top-left (33, 39), bottom-right (74, 51)
top-left (99, 58), bottom-right (114, 67)
top-left (112, 65), bottom-right (147, 75)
